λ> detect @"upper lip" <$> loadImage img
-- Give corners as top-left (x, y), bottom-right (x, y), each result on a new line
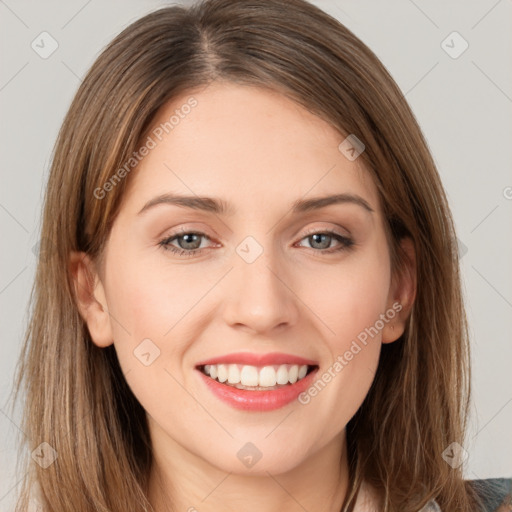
top-left (195, 351), bottom-right (318, 367)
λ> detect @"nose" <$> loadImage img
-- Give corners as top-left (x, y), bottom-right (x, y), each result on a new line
top-left (221, 246), bottom-right (300, 336)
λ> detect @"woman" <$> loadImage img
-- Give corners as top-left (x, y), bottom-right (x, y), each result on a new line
top-left (14, 0), bottom-right (511, 510)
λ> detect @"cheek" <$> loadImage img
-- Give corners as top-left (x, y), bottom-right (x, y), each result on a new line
top-left (297, 245), bottom-right (390, 419)
top-left (102, 261), bottom-right (198, 420)
top-left (102, 252), bottom-right (219, 395)
top-left (104, 250), bottom-right (207, 342)
top-left (305, 247), bottom-right (391, 350)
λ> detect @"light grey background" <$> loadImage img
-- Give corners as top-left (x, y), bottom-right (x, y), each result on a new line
top-left (1, 0), bottom-right (511, 508)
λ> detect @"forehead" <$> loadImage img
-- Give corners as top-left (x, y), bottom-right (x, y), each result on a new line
top-left (121, 81), bottom-right (380, 217)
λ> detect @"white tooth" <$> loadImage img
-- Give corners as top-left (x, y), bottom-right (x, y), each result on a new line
top-left (259, 366), bottom-right (277, 387)
top-left (298, 365), bottom-right (308, 379)
top-left (204, 364), bottom-right (211, 374)
top-left (217, 364), bottom-right (228, 382)
top-left (240, 365), bottom-right (259, 386)
top-left (288, 365), bottom-right (299, 384)
top-left (209, 365), bottom-right (217, 380)
top-left (276, 364), bottom-right (289, 385)
top-left (227, 364), bottom-right (241, 384)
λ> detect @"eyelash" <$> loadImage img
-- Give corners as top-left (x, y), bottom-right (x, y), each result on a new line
top-left (158, 227), bottom-right (355, 257)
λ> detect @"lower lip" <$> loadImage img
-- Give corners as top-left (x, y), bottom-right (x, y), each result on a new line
top-left (196, 367), bottom-right (319, 411)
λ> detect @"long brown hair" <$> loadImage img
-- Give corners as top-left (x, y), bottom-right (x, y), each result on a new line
top-left (14, 0), bottom-right (481, 510)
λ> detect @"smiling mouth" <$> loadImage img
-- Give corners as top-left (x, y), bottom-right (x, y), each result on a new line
top-left (197, 363), bottom-right (319, 391)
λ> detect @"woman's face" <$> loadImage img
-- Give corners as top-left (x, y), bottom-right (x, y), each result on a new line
top-left (76, 81), bottom-right (414, 476)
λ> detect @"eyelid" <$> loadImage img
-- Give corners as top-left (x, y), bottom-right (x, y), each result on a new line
top-left (299, 224), bottom-right (351, 239)
top-left (160, 222), bottom-right (351, 243)
top-left (157, 223), bottom-right (216, 241)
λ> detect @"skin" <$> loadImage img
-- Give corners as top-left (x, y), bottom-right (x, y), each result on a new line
top-left (71, 81), bottom-right (416, 512)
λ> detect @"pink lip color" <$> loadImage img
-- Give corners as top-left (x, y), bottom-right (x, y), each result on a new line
top-left (197, 366), bottom-right (319, 411)
top-left (195, 351), bottom-right (318, 367)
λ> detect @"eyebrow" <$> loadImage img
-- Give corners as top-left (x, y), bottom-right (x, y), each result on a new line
top-left (137, 192), bottom-right (374, 216)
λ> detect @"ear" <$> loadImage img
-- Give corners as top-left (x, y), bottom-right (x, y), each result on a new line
top-left (382, 237), bottom-right (417, 344)
top-left (69, 251), bottom-right (113, 348)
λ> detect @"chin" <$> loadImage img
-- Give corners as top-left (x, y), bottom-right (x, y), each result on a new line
top-left (198, 437), bottom-right (312, 476)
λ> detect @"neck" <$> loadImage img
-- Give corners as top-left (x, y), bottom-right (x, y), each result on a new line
top-left (148, 428), bottom-right (351, 512)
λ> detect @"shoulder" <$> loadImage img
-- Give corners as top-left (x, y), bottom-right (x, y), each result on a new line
top-left (355, 478), bottom-right (512, 511)
top-left (466, 478), bottom-right (512, 511)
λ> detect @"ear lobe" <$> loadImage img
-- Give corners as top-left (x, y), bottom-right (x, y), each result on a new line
top-left (69, 251), bottom-right (113, 348)
top-left (382, 237), bottom-right (417, 344)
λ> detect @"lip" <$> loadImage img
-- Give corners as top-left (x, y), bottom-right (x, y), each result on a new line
top-left (195, 351), bottom-right (318, 367)
top-left (196, 365), bottom-right (319, 411)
